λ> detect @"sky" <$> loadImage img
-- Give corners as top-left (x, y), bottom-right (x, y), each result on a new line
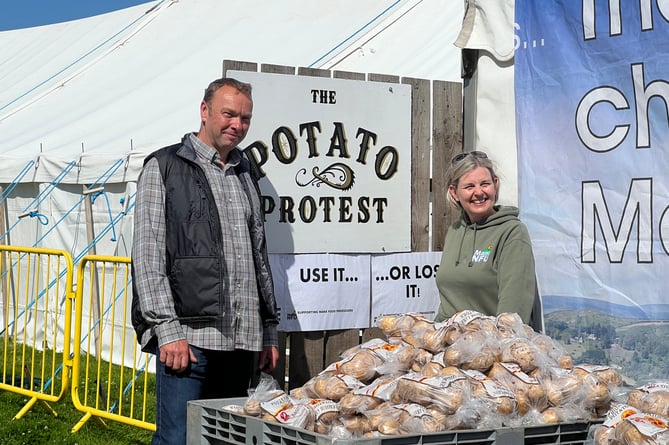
top-left (0, 0), bottom-right (154, 31)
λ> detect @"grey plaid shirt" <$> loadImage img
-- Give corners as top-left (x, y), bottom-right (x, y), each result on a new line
top-left (132, 133), bottom-right (277, 351)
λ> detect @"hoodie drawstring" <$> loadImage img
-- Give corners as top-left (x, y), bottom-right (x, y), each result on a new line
top-left (468, 225), bottom-right (477, 267)
top-left (455, 222), bottom-right (478, 267)
top-left (455, 226), bottom-right (466, 266)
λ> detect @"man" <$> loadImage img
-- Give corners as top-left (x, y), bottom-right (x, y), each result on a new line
top-left (131, 77), bottom-right (279, 444)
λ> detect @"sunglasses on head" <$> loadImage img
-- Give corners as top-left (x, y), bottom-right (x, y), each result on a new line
top-left (451, 151), bottom-right (488, 164)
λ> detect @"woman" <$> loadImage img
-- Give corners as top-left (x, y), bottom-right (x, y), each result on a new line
top-left (434, 151), bottom-right (542, 329)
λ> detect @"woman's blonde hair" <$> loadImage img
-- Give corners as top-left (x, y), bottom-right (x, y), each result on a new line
top-left (446, 151), bottom-right (500, 210)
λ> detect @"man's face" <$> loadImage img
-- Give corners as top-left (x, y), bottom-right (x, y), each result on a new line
top-left (198, 85), bottom-right (253, 157)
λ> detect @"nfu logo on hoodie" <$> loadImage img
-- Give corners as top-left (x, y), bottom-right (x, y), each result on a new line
top-left (471, 244), bottom-right (493, 264)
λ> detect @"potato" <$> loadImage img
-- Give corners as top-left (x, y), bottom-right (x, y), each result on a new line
top-left (540, 407), bottom-right (560, 424)
top-left (532, 333), bottom-right (574, 369)
top-left (337, 415), bottom-right (372, 435)
top-left (339, 393), bottom-right (383, 415)
top-left (339, 350), bottom-right (384, 383)
top-left (443, 331), bottom-right (497, 372)
top-left (500, 337), bottom-right (539, 373)
top-left (487, 362), bottom-right (547, 415)
top-left (304, 373), bottom-right (361, 401)
top-left (496, 312), bottom-right (531, 338)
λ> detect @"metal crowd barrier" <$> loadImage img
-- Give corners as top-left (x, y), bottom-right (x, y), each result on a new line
top-left (70, 254), bottom-right (155, 432)
top-left (0, 245), bottom-right (74, 419)
top-left (0, 246), bottom-right (156, 432)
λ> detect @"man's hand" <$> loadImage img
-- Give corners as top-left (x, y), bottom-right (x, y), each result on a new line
top-left (258, 346), bottom-right (279, 373)
top-left (159, 339), bottom-right (197, 373)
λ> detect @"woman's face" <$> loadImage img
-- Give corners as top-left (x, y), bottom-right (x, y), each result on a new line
top-left (449, 166), bottom-right (499, 223)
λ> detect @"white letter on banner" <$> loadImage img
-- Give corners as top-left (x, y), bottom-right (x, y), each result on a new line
top-left (582, 0), bottom-right (595, 40)
top-left (633, 63), bottom-right (669, 148)
top-left (581, 0), bottom-right (622, 39)
top-left (581, 179), bottom-right (652, 263)
top-left (584, 0), bottom-right (669, 39)
top-left (576, 87), bottom-right (630, 152)
top-left (660, 0), bottom-right (669, 22)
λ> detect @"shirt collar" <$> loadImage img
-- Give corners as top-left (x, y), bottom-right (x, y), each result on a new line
top-left (189, 132), bottom-right (241, 168)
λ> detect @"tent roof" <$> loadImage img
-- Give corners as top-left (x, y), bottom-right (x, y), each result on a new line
top-left (0, 0), bottom-right (463, 184)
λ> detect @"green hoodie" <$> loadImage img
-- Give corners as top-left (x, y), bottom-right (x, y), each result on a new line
top-left (434, 205), bottom-right (537, 323)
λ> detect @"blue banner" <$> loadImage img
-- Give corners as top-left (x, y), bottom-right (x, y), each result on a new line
top-left (515, 2), bottom-right (669, 378)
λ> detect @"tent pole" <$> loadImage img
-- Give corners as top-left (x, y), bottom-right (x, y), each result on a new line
top-left (0, 186), bottom-right (6, 334)
top-left (83, 185), bottom-right (102, 357)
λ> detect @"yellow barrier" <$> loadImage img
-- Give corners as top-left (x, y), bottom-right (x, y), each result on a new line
top-left (0, 245), bottom-right (74, 419)
top-left (70, 255), bottom-right (155, 432)
top-left (0, 247), bottom-right (156, 433)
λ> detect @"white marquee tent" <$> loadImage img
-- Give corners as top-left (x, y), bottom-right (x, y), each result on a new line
top-left (0, 0), bottom-right (518, 249)
top-left (0, 0), bottom-right (476, 250)
top-left (0, 0), bottom-right (516, 366)
top-left (1, 0), bottom-right (466, 185)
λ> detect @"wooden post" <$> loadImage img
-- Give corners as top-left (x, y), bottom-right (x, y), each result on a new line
top-left (432, 80), bottom-right (463, 251)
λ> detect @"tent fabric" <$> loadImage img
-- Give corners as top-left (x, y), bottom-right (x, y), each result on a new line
top-left (454, 0), bottom-right (515, 61)
top-left (0, 0), bottom-right (464, 185)
top-left (456, 0), bottom-right (518, 205)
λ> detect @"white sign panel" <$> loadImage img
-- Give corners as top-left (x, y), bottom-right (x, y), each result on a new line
top-left (371, 252), bottom-right (442, 327)
top-left (229, 70), bottom-right (412, 254)
top-left (269, 253), bottom-right (371, 331)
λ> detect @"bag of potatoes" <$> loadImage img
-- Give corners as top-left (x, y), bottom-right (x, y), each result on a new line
top-left (592, 402), bottom-right (640, 445)
top-left (441, 310), bottom-right (501, 346)
top-left (421, 351), bottom-right (446, 377)
top-left (499, 337), bottom-right (543, 374)
top-left (530, 366), bottom-right (583, 407)
top-left (325, 350), bottom-right (384, 384)
top-left (398, 320), bottom-right (450, 353)
top-left (334, 338), bottom-right (414, 382)
top-left (488, 362), bottom-right (548, 415)
top-left (302, 372), bottom-right (364, 401)
top-left (460, 368), bottom-right (517, 416)
top-left (243, 374), bottom-right (287, 416)
top-left (376, 313), bottom-right (433, 339)
top-left (443, 329), bottom-right (500, 372)
top-left (303, 398), bottom-right (340, 434)
top-left (613, 413), bottom-right (669, 445)
top-left (496, 312), bottom-right (535, 339)
top-left (256, 392), bottom-right (313, 429)
top-left (339, 374), bottom-right (399, 415)
top-left (572, 364), bottom-right (623, 415)
top-left (398, 403), bottom-right (445, 434)
top-left (391, 371), bottom-right (467, 414)
top-left (530, 332), bottom-right (574, 369)
top-left (627, 382), bottom-right (669, 418)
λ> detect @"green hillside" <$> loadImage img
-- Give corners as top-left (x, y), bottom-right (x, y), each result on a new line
top-left (545, 310), bottom-right (669, 384)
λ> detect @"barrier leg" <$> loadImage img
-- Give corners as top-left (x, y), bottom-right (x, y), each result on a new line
top-left (72, 411), bottom-right (109, 433)
top-left (13, 397), bottom-right (58, 420)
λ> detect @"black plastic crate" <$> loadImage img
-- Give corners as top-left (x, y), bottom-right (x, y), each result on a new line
top-left (187, 398), bottom-right (598, 445)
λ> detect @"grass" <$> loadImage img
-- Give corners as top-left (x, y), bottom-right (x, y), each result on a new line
top-left (1, 339), bottom-right (155, 445)
top-left (0, 391), bottom-right (154, 444)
